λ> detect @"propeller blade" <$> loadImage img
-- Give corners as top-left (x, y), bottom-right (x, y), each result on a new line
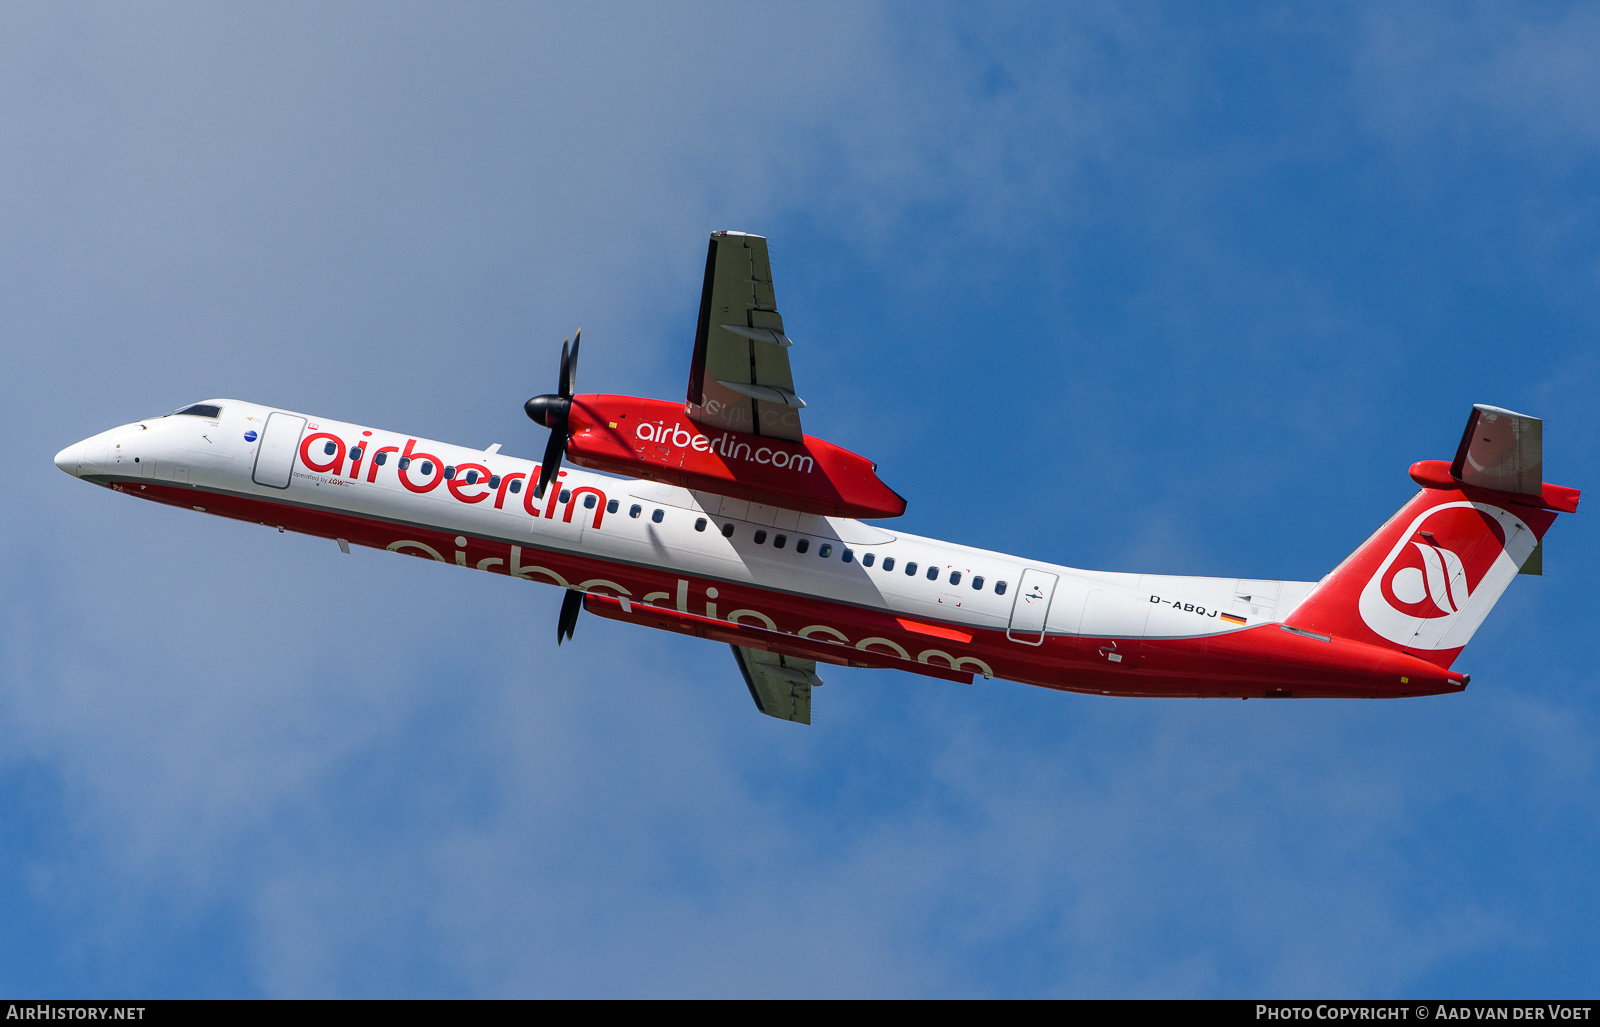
top-left (534, 428), bottom-right (565, 500)
top-left (557, 588), bottom-right (582, 645)
top-left (564, 329), bottom-right (581, 398)
top-left (528, 329), bottom-right (583, 500)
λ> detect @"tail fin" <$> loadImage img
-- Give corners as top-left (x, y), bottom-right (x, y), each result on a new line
top-left (1285, 405), bottom-right (1578, 669)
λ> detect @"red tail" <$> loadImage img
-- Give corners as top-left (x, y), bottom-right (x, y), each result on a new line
top-left (1284, 406), bottom-right (1576, 669)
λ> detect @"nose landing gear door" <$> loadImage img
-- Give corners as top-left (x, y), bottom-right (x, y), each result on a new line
top-left (1006, 568), bottom-right (1059, 645)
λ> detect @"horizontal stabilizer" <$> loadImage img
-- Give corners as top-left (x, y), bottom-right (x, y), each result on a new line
top-left (1452, 404), bottom-right (1542, 496)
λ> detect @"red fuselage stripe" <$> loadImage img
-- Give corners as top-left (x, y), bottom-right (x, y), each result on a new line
top-left (110, 476), bottom-right (1458, 698)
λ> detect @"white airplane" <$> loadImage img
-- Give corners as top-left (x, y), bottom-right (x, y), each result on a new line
top-left (55, 232), bottom-right (1578, 724)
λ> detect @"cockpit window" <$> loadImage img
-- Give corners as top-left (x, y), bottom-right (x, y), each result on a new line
top-left (172, 404), bottom-right (221, 419)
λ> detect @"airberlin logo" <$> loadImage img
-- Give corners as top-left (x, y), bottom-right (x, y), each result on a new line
top-left (1386, 534), bottom-right (1478, 619)
top-left (635, 421), bottom-right (814, 475)
top-left (1357, 501), bottom-right (1536, 650)
top-left (294, 431), bottom-right (608, 527)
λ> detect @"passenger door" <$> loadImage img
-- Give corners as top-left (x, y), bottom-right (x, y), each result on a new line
top-left (252, 412), bottom-right (306, 489)
top-left (1006, 568), bottom-right (1059, 645)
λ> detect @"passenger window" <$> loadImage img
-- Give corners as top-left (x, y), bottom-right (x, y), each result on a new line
top-left (754, 530), bottom-right (767, 544)
top-left (652, 509), bottom-right (664, 523)
top-left (488, 474), bottom-right (500, 488)
top-left (374, 452), bottom-right (388, 466)
top-left (927, 566), bottom-right (938, 581)
top-left (882, 557), bottom-right (894, 571)
top-left (995, 580), bottom-right (1007, 595)
top-left (906, 562), bottom-right (917, 576)
top-left (350, 446), bottom-right (363, 460)
top-left (842, 548), bottom-right (854, 563)
top-left (509, 479), bottom-right (522, 494)
top-left (862, 553), bottom-right (874, 567)
top-left (629, 504), bottom-right (642, 518)
top-left (324, 441), bottom-right (338, 456)
top-left (583, 494), bottom-right (597, 509)
top-left (774, 534), bottom-right (787, 549)
top-left (972, 575), bottom-right (984, 590)
top-left (819, 544), bottom-right (832, 558)
top-left (398, 456), bottom-right (411, 470)
top-left (721, 523), bottom-right (734, 538)
top-left (950, 571), bottom-right (961, 585)
top-left (795, 539), bottom-right (808, 554)
top-left (694, 517), bottom-right (707, 532)
top-left (607, 499), bottom-right (619, 513)
top-left (558, 489), bottom-right (570, 503)
top-left (420, 461), bottom-right (433, 476)
top-left (445, 466), bottom-right (457, 480)
top-left (465, 470), bottom-right (479, 485)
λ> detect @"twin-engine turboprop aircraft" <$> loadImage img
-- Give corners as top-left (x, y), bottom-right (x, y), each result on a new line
top-left (55, 231), bottom-right (1579, 724)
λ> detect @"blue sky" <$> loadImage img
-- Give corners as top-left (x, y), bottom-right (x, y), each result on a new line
top-left (2, 2), bottom-right (1597, 997)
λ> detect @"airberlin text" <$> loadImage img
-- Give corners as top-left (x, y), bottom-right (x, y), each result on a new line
top-left (1151, 595), bottom-right (1219, 618)
top-left (384, 540), bottom-right (996, 679)
top-left (285, 426), bottom-right (994, 677)
top-left (294, 432), bottom-right (607, 528)
top-left (636, 421), bottom-right (814, 475)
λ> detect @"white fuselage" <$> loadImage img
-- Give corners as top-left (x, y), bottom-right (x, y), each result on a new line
top-left (55, 399), bottom-right (1314, 655)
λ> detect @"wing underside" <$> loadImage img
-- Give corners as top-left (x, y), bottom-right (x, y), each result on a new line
top-left (686, 232), bottom-right (805, 442)
top-left (731, 645), bottom-right (818, 724)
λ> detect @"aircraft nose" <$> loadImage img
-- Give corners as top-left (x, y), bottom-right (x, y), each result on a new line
top-left (54, 442), bottom-right (84, 477)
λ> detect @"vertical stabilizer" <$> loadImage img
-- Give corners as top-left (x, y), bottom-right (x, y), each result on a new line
top-left (1284, 405), bottom-right (1574, 668)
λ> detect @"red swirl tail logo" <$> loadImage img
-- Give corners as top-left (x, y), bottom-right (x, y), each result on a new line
top-left (1358, 502), bottom-right (1535, 650)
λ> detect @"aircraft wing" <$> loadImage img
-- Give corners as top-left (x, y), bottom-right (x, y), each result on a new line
top-left (686, 231), bottom-right (806, 442)
top-left (731, 644), bottom-right (818, 724)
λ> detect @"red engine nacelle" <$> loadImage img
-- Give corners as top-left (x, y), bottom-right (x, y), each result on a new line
top-left (562, 395), bottom-right (906, 519)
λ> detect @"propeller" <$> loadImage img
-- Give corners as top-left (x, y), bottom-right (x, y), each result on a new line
top-left (527, 331), bottom-right (586, 646)
top-left (524, 329), bottom-right (581, 501)
top-left (557, 588), bottom-right (582, 645)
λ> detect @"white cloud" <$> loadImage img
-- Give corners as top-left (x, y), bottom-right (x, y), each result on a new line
top-left (1358, 6), bottom-right (1600, 149)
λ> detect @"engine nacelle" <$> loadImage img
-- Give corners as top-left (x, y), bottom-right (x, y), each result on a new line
top-left (563, 395), bottom-right (906, 519)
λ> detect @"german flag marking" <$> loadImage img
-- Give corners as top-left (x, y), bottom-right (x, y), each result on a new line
top-left (1220, 613), bottom-right (1247, 626)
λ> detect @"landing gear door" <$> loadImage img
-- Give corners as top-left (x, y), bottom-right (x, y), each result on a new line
top-left (1006, 568), bottom-right (1059, 645)
top-left (252, 412), bottom-right (306, 489)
